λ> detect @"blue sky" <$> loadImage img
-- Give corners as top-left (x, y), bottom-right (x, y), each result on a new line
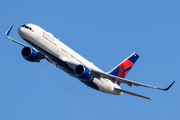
top-left (1, 0), bottom-right (180, 120)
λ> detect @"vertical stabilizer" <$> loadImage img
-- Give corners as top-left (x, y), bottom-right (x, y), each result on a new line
top-left (108, 53), bottom-right (139, 85)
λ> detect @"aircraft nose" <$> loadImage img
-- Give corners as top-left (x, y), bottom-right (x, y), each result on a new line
top-left (18, 26), bottom-right (26, 38)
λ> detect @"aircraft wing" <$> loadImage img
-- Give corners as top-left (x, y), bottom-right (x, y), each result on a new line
top-left (91, 69), bottom-right (175, 91)
top-left (64, 61), bottom-right (174, 100)
top-left (64, 61), bottom-right (175, 91)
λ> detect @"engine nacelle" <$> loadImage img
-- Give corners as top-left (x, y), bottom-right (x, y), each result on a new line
top-left (74, 65), bottom-right (92, 81)
top-left (21, 47), bottom-right (45, 62)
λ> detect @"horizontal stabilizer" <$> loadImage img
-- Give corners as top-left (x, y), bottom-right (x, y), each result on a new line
top-left (114, 88), bottom-right (152, 100)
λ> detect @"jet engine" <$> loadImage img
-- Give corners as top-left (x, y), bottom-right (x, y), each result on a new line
top-left (21, 47), bottom-right (45, 62)
top-left (74, 65), bottom-right (92, 81)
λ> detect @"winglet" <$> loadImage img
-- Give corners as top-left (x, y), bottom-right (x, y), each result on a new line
top-left (158, 81), bottom-right (175, 91)
top-left (5, 25), bottom-right (27, 47)
top-left (5, 25), bottom-right (13, 37)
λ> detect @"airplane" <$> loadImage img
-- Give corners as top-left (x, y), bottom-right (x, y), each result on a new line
top-left (5, 24), bottom-right (175, 100)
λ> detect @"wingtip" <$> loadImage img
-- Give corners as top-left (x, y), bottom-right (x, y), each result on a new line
top-left (5, 25), bottom-right (13, 36)
top-left (165, 81), bottom-right (175, 91)
top-left (160, 81), bottom-right (175, 91)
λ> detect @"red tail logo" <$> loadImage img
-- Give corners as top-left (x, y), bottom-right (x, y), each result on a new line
top-left (109, 53), bottom-right (139, 85)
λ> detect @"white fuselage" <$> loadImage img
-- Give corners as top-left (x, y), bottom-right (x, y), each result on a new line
top-left (18, 23), bottom-right (122, 95)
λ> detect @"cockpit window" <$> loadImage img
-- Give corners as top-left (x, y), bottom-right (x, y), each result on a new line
top-left (21, 25), bottom-right (34, 32)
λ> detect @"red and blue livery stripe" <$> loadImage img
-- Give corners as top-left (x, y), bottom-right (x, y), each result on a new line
top-left (109, 53), bottom-right (139, 85)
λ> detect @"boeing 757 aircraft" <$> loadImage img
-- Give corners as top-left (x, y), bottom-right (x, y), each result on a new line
top-left (5, 24), bottom-right (175, 100)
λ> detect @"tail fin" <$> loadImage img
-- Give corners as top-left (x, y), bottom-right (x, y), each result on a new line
top-left (108, 53), bottom-right (139, 85)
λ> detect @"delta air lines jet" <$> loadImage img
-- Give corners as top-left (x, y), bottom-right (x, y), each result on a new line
top-left (5, 24), bottom-right (175, 100)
